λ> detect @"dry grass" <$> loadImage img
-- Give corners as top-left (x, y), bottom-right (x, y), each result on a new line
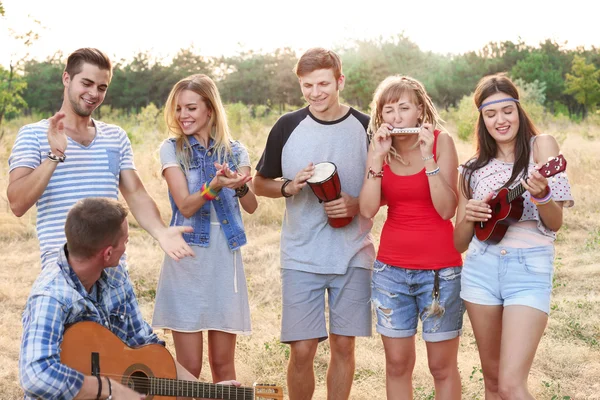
top-left (0, 111), bottom-right (598, 399)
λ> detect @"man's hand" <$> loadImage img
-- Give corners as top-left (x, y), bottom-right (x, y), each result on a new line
top-left (285, 163), bottom-right (315, 196)
top-left (111, 378), bottom-right (146, 399)
top-left (157, 226), bottom-right (195, 261)
top-left (47, 112), bottom-right (68, 156)
top-left (323, 192), bottom-right (359, 218)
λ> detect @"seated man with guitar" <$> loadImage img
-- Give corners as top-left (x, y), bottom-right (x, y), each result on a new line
top-left (19, 197), bottom-right (246, 400)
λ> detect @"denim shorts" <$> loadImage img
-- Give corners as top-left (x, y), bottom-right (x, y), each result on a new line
top-left (460, 240), bottom-right (555, 314)
top-left (371, 260), bottom-right (464, 342)
top-left (280, 267), bottom-right (372, 343)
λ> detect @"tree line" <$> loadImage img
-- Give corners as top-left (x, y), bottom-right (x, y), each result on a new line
top-left (2, 34), bottom-right (600, 126)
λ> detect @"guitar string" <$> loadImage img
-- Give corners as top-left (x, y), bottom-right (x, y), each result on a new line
top-left (98, 373), bottom-right (257, 395)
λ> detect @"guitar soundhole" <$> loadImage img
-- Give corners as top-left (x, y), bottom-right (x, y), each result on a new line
top-left (494, 203), bottom-right (501, 214)
top-left (126, 371), bottom-right (150, 394)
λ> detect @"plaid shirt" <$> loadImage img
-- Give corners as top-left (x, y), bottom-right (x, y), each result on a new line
top-left (19, 245), bottom-right (164, 399)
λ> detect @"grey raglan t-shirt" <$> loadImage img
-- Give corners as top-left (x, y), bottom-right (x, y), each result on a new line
top-left (256, 106), bottom-right (375, 274)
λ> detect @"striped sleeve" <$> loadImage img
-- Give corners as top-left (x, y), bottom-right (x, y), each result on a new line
top-left (8, 125), bottom-right (43, 172)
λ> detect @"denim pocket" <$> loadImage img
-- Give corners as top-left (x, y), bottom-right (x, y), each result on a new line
top-left (524, 254), bottom-right (554, 275)
top-left (438, 266), bottom-right (462, 281)
top-left (106, 149), bottom-right (120, 177)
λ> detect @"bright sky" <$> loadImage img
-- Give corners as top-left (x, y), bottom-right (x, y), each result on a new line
top-left (1, 0), bottom-right (598, 68)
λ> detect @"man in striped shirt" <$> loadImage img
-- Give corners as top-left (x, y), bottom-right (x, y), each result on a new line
top-left (7, 48), bottom-right (194, 268)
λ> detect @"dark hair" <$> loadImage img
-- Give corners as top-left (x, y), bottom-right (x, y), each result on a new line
top-left (64, 48), bottom-right (112, 79)
top-left (65, 198), bottom-right (128, 258)
top-left (294, 47), bottom-right (342, 80)
top-left (460, 73), bottom-right (539, 199)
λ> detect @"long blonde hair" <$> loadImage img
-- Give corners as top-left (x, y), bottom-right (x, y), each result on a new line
top-left (369, 75), bottom-right (443, 164)
top-left (164, 74), bottom-right (232, 170)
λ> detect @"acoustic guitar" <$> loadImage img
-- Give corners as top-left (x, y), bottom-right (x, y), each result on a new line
top-left (60, 321), bottom-right (283, 400)
top-left (474, 154), bottom-right (567, 244)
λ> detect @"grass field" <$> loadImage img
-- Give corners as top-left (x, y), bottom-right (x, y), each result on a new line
top-left (0, 106), bottom-right (599, 399)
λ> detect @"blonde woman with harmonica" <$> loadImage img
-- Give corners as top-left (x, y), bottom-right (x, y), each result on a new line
top-left (359, 75), bottom-right (463, 399)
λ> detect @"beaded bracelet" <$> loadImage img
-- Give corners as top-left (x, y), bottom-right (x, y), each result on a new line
top-left (105, 377), bottom-right (112, 400)
top-left (421, 154), bottom-right (434, 161)
top-left (200, 182), bottom-right (219, 201)
top-left (425, 167), bottom-right (440, 176)
top-left (531, 186), bottom-right (552, 206)
top-left (367, 167), bottom-right (384, 179)
top-left (47, 151), bottom-right (66, 163)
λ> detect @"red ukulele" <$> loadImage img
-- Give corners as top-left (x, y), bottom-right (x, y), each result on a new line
top-left (60, 321), bottom-right (283, 400)
top-left (474, 154), bottom-right (567, 244)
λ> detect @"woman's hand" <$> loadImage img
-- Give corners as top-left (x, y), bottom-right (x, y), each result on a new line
top-left (521, 167), bottom-right (549, 198)
top-left (211, 162), bottom-right (252, 190)
top-left (463, 192), bottom-right (493, 223)
top-left (373, 123), bottom-right (393, 157)
top-left (418, 123), bottom-right (435, 160)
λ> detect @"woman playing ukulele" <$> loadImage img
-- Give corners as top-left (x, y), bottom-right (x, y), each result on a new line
top-left (454, 73), bottom-right (574, 399)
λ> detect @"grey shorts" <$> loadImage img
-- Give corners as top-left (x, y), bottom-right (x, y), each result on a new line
top-left (280, 267), bottom-right (372, 343)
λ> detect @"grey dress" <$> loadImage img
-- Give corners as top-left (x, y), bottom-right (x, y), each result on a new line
top-left (151, 141), bottom-right (252, 334)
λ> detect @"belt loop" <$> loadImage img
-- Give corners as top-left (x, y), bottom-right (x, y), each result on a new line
top-left (518, 248), bottom-right (524, 264)
top-left (480, 241), bottom-right (489, 255)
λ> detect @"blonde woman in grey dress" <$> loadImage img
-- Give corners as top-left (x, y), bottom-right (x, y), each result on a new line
top-left (152, 74), bottom-right (257, 382)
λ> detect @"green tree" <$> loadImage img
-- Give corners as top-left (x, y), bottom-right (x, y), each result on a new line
top-left (22, 54), bottom-right (64, 113)
top-left (564, 55), bottom-right (600, 119)
top-left (0, 64), bottom-right (27, 134)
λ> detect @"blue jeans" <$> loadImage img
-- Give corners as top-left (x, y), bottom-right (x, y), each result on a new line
top-left (371, 260), bottom-right (464, 342)
top-left (460, 240), bottom-right (555, 314)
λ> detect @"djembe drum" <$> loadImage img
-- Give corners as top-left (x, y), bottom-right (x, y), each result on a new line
top-left (306, 162), bottom-right (353, 228)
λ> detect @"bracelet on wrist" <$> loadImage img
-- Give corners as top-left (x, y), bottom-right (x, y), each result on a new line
top-left (425, 166), bottom-right (440, 176)
top-left (421, 154), bottom-right (434, 161)
top-left (105, 377), bottom-right (112, 400)
top-left (367, 167), bottom-right (384, 179)
top-left (200, 182), bottom-right (219, 201)
top-left (531, 186), bottom-right (552, 206)
top-left (234, 183), bottom-right (250, 198)
top-left (47, 151), bottom-right (66, 163)
top-left (95, 375), bottom-right (102, 400)
top-left (281, 179), bottom-right (293, 198)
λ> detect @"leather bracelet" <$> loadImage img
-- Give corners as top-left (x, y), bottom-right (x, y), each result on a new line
top-left (106, 377), bottom-right (112, 400)
top-left (47, 151), bottom-right (66, 162)
top-left (281, 179), bottom-right (293, 198)
top-left (95, 374), bottom-right (102, 400)
top-left (234, 183), bottom-right (249, 198)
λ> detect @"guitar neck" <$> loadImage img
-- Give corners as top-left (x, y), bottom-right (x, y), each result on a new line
top-left (148, 377), bottom-right (254, 399)
top-left (507, 183), bottom-right (526, 203)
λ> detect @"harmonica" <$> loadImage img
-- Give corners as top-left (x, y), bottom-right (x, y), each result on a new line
top-left (390, 127), bottom-right (420, 135)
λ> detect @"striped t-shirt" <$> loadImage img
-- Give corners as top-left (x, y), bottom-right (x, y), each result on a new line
top-left (8, 119), bottom-right (135, 267)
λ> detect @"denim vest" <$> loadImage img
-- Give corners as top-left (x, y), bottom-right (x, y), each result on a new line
top-left (167, 137), bottom-right (247, 250)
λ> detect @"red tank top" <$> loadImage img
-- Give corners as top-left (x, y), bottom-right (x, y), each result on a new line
top-left (377, 131), bottom-right (463, 270)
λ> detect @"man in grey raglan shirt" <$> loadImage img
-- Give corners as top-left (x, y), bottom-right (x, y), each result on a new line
top-left (253, 48), bottom-right (375, 400)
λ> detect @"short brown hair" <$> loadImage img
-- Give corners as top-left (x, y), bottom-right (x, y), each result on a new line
top-left (64, 48), bottom-right (112, 79)
top-left (65, 198), bottom-right (128, 259)
top-left (294, 48), bottom-right (342, 80)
